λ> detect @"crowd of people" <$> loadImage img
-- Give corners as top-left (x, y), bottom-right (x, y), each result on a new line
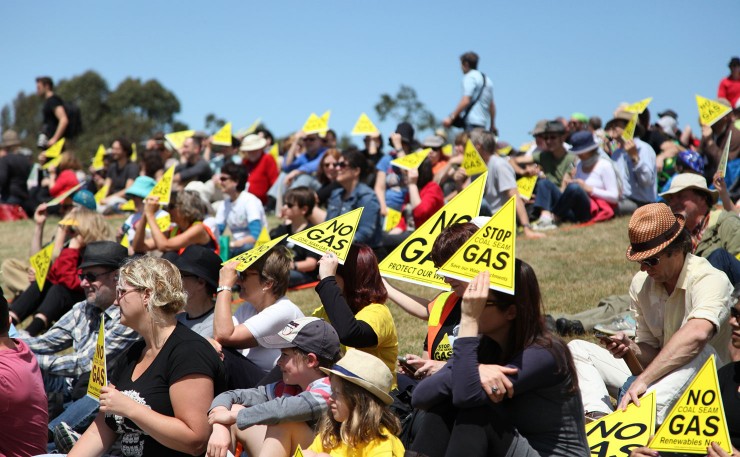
top-left (1, 53), bottom-right (740, 457)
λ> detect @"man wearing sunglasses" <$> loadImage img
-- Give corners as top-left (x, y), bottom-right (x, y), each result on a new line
top-left (532, 120), bottom-right (577, 188)
top-left (568, 203), bottom-right (733, 423)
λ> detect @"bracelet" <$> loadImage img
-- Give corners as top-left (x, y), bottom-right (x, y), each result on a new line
top-left (523, 224), bottom-right (532, 229)
top-left (216, 286), bottom-right (232, 294)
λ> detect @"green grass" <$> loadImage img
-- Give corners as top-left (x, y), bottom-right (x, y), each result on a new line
top-left (1, 214), bottom-right (637, 356)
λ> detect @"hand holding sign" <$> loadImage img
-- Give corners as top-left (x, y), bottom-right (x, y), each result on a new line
top-left (318, 252), bottom-right (339, 280)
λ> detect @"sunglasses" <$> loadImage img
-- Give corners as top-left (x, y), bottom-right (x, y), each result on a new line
top-left (304, 137), bottom-right (319, 142)
top-left (335, 161), bottom-right (349, 169)
top-left (78, 270), bottom-right (115, 283)
top-left (639, 256), bottom-right (661, 268)
top-left (540, 135), bottom-right (561, 141)
top-left (237, 270), bottom-right (260, 281)
top-left (323, 162), bottom-right (338, 168)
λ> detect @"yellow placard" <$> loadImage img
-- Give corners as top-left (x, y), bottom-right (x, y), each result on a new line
top-left (44, 138), bottom-right (65, 159)
top-left (120, 199), bottom-right (136, 211)
top-left (463, 140), bottom-right (488, 175)
top-left (86, 318), bottom-right (107, 401)
top-left (293, 445), bottom-right (304, 457)
top-left (269, 144), bottom-right (279, 162)
top-left (390, 148), bottom-right (431, 171)
top-left (236, 118), bottom-right (262, 137)
top-left (94, 184), bottom-right (110, 204)
top-left (319, 110), bottom-right (331, 136)
top-left (288, 208), bottom-right (363, 264)
top-left (378, 173), bottom-right (487, 290)
top-left (225, 234), bottom-right (288, 272)
top-left (442, 144), bottom-right (453, 157)
top-left (153, 214), bottom-right (171, 232)
top-left (147, 165), bottom-right (176, 205)
top-left (516, 176), bottom-right (537, 200)
top-left (131, 143), bottom-right (137, 162)
top-left (648, 355), bottom-right (732, 454)
top-left (47, 182), bottom-right (84, 206)
top-left (497, 145), bottom-right (512, 156)
top-left (351, 113), bottom-right (380, 136)
top-left (165, 130), bottom-right (195, 151)
top-left (120, 234), bottom-right (129, 248)
top-left (92, 144), bottom-right (106, 170)
top-left (624, 97), bottom-right (653, 114)
top-left (42, 155), bottom-right (62, 170)
top-left (255, 226), bottom-right (271, 247)
top-left (437, 196), bottom-right (517, 294)
top-left (696, 95), bottom-right (732, 127)
top-left (718, 131), bottom-right (732, 178)
top-left (212, 122), bottom-right (233, 146)
top-left (302, 113), bottom-right (329, 135)
top-left (29, 242), bottom-right (55, 290)
top-left (585, 391), bottom-right (656, 457)
top-left (384, 208), bottom-right (403, 232)
top-left (622, 113), bottom-right (638, 141)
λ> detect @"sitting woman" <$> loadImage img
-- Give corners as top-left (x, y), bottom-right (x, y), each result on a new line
top-left (46, 152), bottom-right (82, 200)
top-left (410, 264), bottom-right (589, 457)
top-left (132, 190), bottom-right (218, 256)
top-left (215, 162), bottom-right (267, 256)
top-left (214, 245), bottom-right (304, 388)
top-left (314, 244), bottom-right (398, 386)
top-left (315, 148), bottom-right (342, 207)
top-left (67, 256), bottom-right (226, 457)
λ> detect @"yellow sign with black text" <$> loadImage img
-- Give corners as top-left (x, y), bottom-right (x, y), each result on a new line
top-left (718, 131), bottom-right (732, 178)
top-left (288, 208), bottom-right (363, 263)
top-left (30, 242), bottom-right (55, 290)
top-left (226, 234), bottom-right (288, 272)
top-left (384, 208), bottom-right (403, 232)
top-left (622, 113), bottom-right (638, 141)
top-left (255, 226), bottom-right (271, 247)
top-left (391, 148), bottom-right (431, 171)
top-left (696, 95), bottom-right (732, 126)
top-left (351, 113), bottom-right (380, 136)
top-left (44, 138), bottom-right (65, 159)
top-left (624, 97), bottom-right (653, 114)
top-left (86, 318), bottom-right (107, 401)
top-left (585, 391), bottom-right (656, 457)
top-left (212, 122), bottom-right (233, 146)
top-left (517, 176), bottom-right (537, 200)
top-left (147, 165), bottom-right (175, 205)
top-left (165, 130), bottom-right (195, 151)
top-left (463, 139), bottom-right (487, 175)
top-left (302, 113), bottom-right (329, 134)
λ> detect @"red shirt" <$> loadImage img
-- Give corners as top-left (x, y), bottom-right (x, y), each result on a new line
top-left (718, 77), bottom-right (740, 109)
top-left (243, 152), bottom-right (278, 204)
top-left (49, 169), bottom-right (79, 198)
top-left (412, 182), bottom-right (445, 227)
top-left (47, 247), bottom-right (82, 290)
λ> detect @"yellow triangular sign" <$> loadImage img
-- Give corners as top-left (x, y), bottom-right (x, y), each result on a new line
top-left (433, 332), bottom-right (453, 360)
top-left (236, 118), bottom-right (262, 137)
top-left (585, 391), bottom-right (656, 457)
top-left (438, 196), bottom-right (517, 294)
top-left (120, 199), bottom-right (136, 211)
top-left (42, 155), bottom-right (62, 170)
top-left (624, 97), bottom-right (653, 114)
top-left (47, 182), bottom-right (84, 206)
top-left (517, 176), bottom-right (537, 200)
top-left (29, 242), bottom-right (55, 290)
top-left (212, 122), bottom-right (233, 146)
top-left (442, 144), bottom-right (453, 157)
top-left (463, 140), bottom-right (488, 175)
top-left (92, 144), bottom-right (106, 170)
top-left (225, 234), bottom-right (288, 272)
top-left (302, 113), bottom-right (329, 135)
top-left (718, 131), bottom-right (732, 178)
top-left (120, 234), bottom-right (129, 248)
top-left (293, 445), bottom-right (304, 457)
top-left (351, 113), bottom-right (380, 136)
top-left (255, 226), bottom-right (271, 247)
top-left (390, 148), bottom-right (431, 171)
top-left (152, 214), bottom-right (171, 233)
top-left (131, 143), bottom-right (137, 162)
top-left (86, 317), bottom-right (107, 401)
top-left (696, 95), bottom-right (732, 126)
top-left (384, 208), bottom-right (403, 232)
top-left (288, 208), bottom-right (363, 264)
top-left (622, 113), bottom-right (638, 141)
top-left (165, 130), bottom-right (195, 151)
top-left (648, 355), bottom-right (732, 455)
top-left (269, 144), bottom-right (279, 162)
top-left (94, 184), bottom-right (110, 204)
top-left (147, 165), bottom-right (176, 205)
top-left (44, 138), bottom-right (65, 159)
top-left (319, 110), bottom-right (331, 136)
top-left (378, 173), bottom-right (487, 290)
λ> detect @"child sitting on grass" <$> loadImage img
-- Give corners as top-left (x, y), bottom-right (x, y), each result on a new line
top-left (304, 350), bottom-right (404, 457)
top-left (207, 317), bottom-right (340, 457)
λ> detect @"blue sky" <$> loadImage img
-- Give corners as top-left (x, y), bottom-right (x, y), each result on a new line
top-left (1, 1), bottom-right (738, 149)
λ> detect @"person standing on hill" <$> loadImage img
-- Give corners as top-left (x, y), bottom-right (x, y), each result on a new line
top-left (35, 76), bottom-right (68, 148)
top-left (442, 52), bottom-right (496, 133)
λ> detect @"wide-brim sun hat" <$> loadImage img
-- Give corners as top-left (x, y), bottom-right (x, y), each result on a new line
top-left (320, 349), bottom-right (393, 405)
top-left (569, 131), bottom-right (599, 155)
top-left (658, 173), bottom-right (718, 205)
top-left (125, 176), bottom-right (157, 199)
top-left (240, 134), bottom-right (267, 152)
top-left (626, 203), bottom-right (685, 262)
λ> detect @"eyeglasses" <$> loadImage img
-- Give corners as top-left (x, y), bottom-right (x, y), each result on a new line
top-left (639, 256), bottom-right (661, 268)
top-left (116, 287), bottom-right (141, 301)
top-left (540, 135), bottom-right (560, 141)
top-left (78, 270), bottom-right (115, 283)
top-left (335, 161), bottom-right (349, 169)
top-left (237, 270), bottom-right (260, 281)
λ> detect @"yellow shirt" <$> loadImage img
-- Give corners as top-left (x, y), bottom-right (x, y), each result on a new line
top-left (308, 428), bottom-right (405, 456)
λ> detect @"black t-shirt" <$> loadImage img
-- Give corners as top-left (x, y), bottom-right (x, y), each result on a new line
top-left (104, 323), bottom-right (227, 457)
top-left (0, 154), bottom-right (31, 202)
top-left (175, 159), bottom-right (212, 184)
top-left (316, 181), bottom-right (341, 207)
top-left (107, 161), bottom-right (140, 194)
top-left (422, 295), bottom-right (461, 361)
top-left (271, 223), bottom-right (320, 277)
top-left (41, 95), bottom-right (65, 138)
top-left (718, 362), bottom-right (740, 449)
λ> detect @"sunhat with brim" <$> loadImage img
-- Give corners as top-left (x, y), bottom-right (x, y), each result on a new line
top-left (125, 176), bottom-right (157, 199)
top-left (569, 131), bottom-right (599, 155)
top-left (320, 349), bottom-right (393, 405)
top-left (658, 173), bottom-right (718, 205)
top-left (73, 190), bottom-right (97, 211)
top-left (0, 130), bottom-right (21, 148)
top-left (240, 134), bottom-right (267, 152)
top-left (626, 203), bottom-right (686, 262)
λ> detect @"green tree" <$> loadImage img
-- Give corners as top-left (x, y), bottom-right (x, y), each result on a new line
top-left (204, 113), bottom-right (227, 133)
top-left (374, 85), bottom-right (437, 135)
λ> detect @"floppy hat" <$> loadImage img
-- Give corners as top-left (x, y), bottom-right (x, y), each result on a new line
top-left (72, 190), bottom-right (97, 211)
top-left (173, 245), bottom-right (222, 290)
top-left (240, 134), bottom-right (267, 152)
top-left (659, 173), bottom-right (718, 205)
top-left (262, 317), bottom-right (341, 361)
top-left (320, 349), bottom-right (394, 405)
top-left (0, 130), bottom-right (21, 148)
top-left (605, 110), bottom-right (635, 129)
top-left (569, 131), bottom-right (599, 155)
top-left (125, 176), bottom-right (157, 199)
top-left (626, 203), bottom-right (686, 261)
top-left (530, 119), bottom-right (548, 136)
top-left (79, 241), bottom-right (129, 269)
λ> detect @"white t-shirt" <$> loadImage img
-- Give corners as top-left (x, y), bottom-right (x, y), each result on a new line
top-left (484, 154), bottom-right (517, 214)
top-left (231, 297), bottom-right (305, 371)
top-left (574, 158), bottom-right (620, 204)
top-left (215, 191), bottom-right (267, 241)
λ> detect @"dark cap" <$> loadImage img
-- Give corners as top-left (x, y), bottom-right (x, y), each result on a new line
top-left (172, 245), bottom-right (222, 290)
top-left (393, 122), bottom-right (415, 144)
top-left (729, 57), bottom-right (740, 68)
top-left (542, 120), bottom-right (566, 135)
top-left (657, 109), bottom-right (678, 120)
top-left (261, 317), bottom-right (341, 361)
top-left (79, 241), bottom-right (128, 270)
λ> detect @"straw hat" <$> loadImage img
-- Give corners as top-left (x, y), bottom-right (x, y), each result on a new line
top-left (240, 134), bottom-right (267, 152)
top-left (0, 130), bottom-right (21, 148)
top-left (320, 350), bottom-right (393, 405)
top-left (626, 203), bottom-right (685, 261)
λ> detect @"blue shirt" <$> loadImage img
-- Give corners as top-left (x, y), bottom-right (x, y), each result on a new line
top-left (611, 138), bottom-right (657, 204)
top-left (376, 153), bottom-right (408, 211)
top-left (326, 182), bottom-right (382, 247)
top-left (462, 70), bottom-right (494, 128)
top-left (282, 148), bottom-right (327, 175)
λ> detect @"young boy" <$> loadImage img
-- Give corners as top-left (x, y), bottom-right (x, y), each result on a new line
top-left (207, 317), bottom-right (341, 457)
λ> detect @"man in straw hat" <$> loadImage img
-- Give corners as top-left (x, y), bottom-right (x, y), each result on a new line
top-left (568, 203), bottom-right (733, 423)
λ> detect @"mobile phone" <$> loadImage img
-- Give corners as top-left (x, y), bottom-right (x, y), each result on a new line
top-left (397, 356), bottom-right (417, 375)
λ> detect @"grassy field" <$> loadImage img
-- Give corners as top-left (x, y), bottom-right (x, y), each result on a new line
top-left (1, 214), bottom-right (637, 356)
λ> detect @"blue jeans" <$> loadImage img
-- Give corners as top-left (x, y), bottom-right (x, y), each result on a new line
top-left (534, 181), bottom-right (592, 222)
top-left (49, 395), bottom-right (99, 433)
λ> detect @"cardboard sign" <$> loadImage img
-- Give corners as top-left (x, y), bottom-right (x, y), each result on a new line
top-left (351, 113), bottom-right (380, 136)
top-left (94, 184), bottom-right (110, 204)
top-left (463, 139), bottom-right (488, 175)
top-left (42, 155), bottom-right (62, 170)
top-left (585, 391), bottom-right (656, 457)
top-left (390, 148), bottom-right (431, 171)
top-left (165, 130), bottom-right (195, 151)
top-left (696, 95), bottom-right (732, 127)
top-left (293, 445), bottom-right (304, 457)
top-left (120, 200), bottom-right (136, 211)
top-left (648, 355), bottom-right (732, 455)
top-left (255, 226), bottom-right (271, 247)
top-left (212, 122), bottom-right (233, 146)
top-left (30, 242), bottom-right (55, 290)
top-left (86, 318), bottom-right (107, 401)
top-left (288, 208), bottom-right (363, 264)
top-left (147, 165), bottom-right (176, 205)
top-left (92, 144), bottom-right (106, 170)
top-left (120, 234), bottom-right (129, 248)
top-left (624, 97), bottom-right (653, 114)
top-left (225, 234), bottom-right (288, 272)
top-left (622, 113), bottom-right (638, 141)
top-left (384, 208), bottom-right (403, 232)
top-left (302, 113), bottom-right (329, 135)
top-left (44, 138), bottom-right (65, 159)
top-left (378, 173), bottom-right (487, 290)
top-left (442, 144), bottom-right (453, 157)
top-left (718, 130), bottom-right (732, 178)
top-left (269, 144), bottom-right (279, 162)
top-left (130, 143), bottom-right (137, 162)
top-left (47, 182), bottom-right (83, 206)
top-left (517, 176), bottom-right (537, 200)
top-left (437, 196), bottom-right (517, 294)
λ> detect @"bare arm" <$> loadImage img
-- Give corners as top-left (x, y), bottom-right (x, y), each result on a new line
top-left (213, 261), bottom-right (258, 349)
top-left (489, 99), bottom-right (497, 133)
top-left (508, 188), bottom-right (543, 239)
top-left (374, 170), bottom-right (388, 215)
top-left (68, 413), bottom-right (118, 457)
top-left (382, 278), bottom-right (429, 320)
top-left (49, 105), bottom-right (69, 144)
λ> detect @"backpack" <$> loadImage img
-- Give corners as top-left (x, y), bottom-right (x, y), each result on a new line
top-left (63, 101), bottom-right (83, 138)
